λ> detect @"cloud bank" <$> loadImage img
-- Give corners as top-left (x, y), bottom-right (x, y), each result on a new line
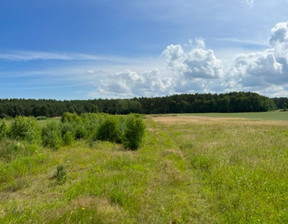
top-left (93, 21), bottom-right (288, 98)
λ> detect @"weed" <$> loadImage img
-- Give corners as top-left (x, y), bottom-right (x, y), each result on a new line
top-left (52, 164), bottom-right (67, 184)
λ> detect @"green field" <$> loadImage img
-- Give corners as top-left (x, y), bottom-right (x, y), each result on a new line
top-left (1, 114), bottom-right (288, 223)
top-left (178, 111), bottom-right (288, 120)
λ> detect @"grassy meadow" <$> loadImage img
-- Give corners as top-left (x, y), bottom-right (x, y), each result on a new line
top-left (179, 111), bottom-right (288, 121)
top-left (1, 113), bottom-right (288, 223)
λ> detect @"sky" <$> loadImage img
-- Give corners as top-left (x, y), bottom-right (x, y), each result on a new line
top-left (0, 0), bottom-right (288, 99)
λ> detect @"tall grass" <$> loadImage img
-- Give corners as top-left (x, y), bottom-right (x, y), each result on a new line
top-left (1, 115), bottom-right (288, 223)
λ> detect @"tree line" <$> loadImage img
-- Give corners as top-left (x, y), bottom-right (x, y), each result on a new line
top-left (0, 92), bottom-right (278, 118)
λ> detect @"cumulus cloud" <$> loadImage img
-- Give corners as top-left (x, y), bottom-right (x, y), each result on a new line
top-left (93, 69), bottom-right (173, 98)
top-left (90, 22), bottom-right (288, 97)
top-left (90, 39), bottom-right (226, 97)
top-left (269, 21), bottom-right (288, 46)
top-left (232, 50), bottom-right (283, 87)
top-left (230, 21), bottom-right (288, 90)
top-left (163, 39), bottom-right (223, 80)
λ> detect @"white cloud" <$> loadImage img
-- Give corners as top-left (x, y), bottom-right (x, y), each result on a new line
top-left (230, 21), bottom-right (288, 90)
top-left (0, 50), bottom-right (139, 64)
top-left (269, 21), bottom-right (288, 46)
top-left (216, 37), bottom-right (268, 47)
top-left (231, 50), bottom-right (284, 87)
top-left (163, 39), bottom-right (223, 80)
top-left (242, 0), bottom-right (255, 7)
top-left (91, 69), bottom-right (173, 98)
top-left (269, 21), bottom-right (288, 64)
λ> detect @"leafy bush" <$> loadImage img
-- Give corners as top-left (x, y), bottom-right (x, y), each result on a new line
top-left (41, 122), bottom-right (62, 149)
top-left (0, 119), bottom-right (8, 139)
top-left (96, 117), bottom-right (119, 142)
top-left (122, 114), bottom-right (145, 150)
top-left (62, 131), bottom-right (75, 146)
top-left (61, 112), bottom-right (82, 123)
top-left (9, 116), bottom-right (41, 144)
top-left (74, 124), bottom-right (87, 139)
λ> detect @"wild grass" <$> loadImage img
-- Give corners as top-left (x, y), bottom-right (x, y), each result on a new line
top-left (179, 111), bottom-right (288, 120)
top-left (1, 114), bottom-right (288, 223)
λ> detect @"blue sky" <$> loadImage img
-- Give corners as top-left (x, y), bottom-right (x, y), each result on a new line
top-left (1, 0), bottom-right (288, 99)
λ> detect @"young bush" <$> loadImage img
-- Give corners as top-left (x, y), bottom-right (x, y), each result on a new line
top-left (96, 117), bottom-right (119, 142)
top-left (61, 112), bottom-right (82, 123)
top-left (9, 116), bottom-right (41, 144)
top-left (0, 119), bottom-right (8, 139)
top-left (41, 122), bottom-right (62, 149)
top-left (53, 164), bottom-right (67, 184)
top-left (74, 124), bottom-right (87, 139)
top-left (122, 115), bottom-right (145, 150)
top-left (60, 122), bottom-right (76, 137)
top-left (62, 131), bottom-right (75, 146)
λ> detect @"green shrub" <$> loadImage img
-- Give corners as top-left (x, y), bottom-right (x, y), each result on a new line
top-left (9, 116), bottom-right (41, 144)
top-left (60, 122), bottom-right (75, 137)
top-left (74, 124), bottom-right (87, 139)
top-left (0, 119), bottom-right (8, 139)
top-left (122, 115), bottom-right (145, 150)
top-left (62, 131), bottom-right (75, 146)
top-left (96, 117), bottom-right (119, 142)
top-left (53, 164), bottom-right (66, 184)
top-left (41, 122), bottom-right (62, 149)
top-left (61, 112), bottom-right (82, 123)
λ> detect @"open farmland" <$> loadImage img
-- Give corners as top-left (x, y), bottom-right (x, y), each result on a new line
top-left (1, 114), bottom-right (288, 223)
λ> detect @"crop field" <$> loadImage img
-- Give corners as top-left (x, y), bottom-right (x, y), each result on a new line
top-left (1, 113), bottom-right (288, 223)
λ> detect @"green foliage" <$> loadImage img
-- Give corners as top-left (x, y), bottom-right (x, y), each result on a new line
top-left (0, 92), bottom-right (279, 119)
top-left (60, 122), bottom-right (75, 137)
top-left (41, 122), bottom-right (62, 149)
top-left (61, 112), bottom-right (82, 123)
top-left (53, 164), bottom-right (66, 184)
top-left (74, 124), bottom-right (87, 139)
top-left (9, 116), bottom-right (41, 144)
top-left (96, 117), bottom-right (119, 142)
top-left (122, 114), bottom-right (145, 150)
top-left (0, 139), bottom-right (38, 161)
top-left (62, 131), bottom-right (75, 146)
top-left (0, 119), bottom-right (8, 139)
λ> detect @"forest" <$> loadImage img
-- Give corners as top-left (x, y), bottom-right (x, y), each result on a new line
top-left (0, 92), bottom-right (279, 118)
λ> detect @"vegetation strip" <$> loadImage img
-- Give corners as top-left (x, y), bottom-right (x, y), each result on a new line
top-left (0, 92), bottom-right (279, 118)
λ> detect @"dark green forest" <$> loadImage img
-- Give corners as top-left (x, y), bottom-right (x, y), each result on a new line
top-left (0, 92), bottom-right (280, 118)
